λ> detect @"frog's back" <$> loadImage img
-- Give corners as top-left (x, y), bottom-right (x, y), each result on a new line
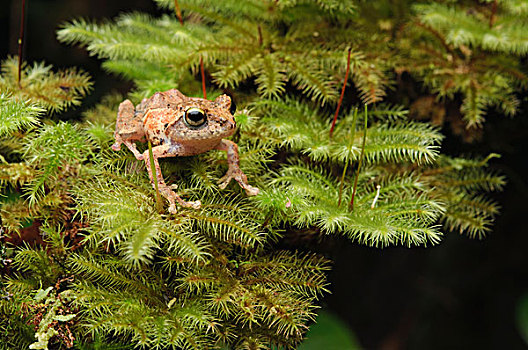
top-left (138, 89), bottom-right (186, 111)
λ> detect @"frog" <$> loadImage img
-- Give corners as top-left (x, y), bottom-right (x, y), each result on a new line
top-left (111, 89), bottom-right (259, 213)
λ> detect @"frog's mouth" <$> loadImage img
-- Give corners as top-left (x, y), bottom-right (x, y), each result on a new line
top-left (168, 118), bottom-right (236, 140)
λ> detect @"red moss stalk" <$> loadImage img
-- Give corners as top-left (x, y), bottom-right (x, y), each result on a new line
top-left (329, 47), bottom-right (352, 138)
top-left (200, 56), bottom-right (207, 99)
top-left (17, 0), bottom-right (27, 87)
top-left (174, 0), bottom-right (184, 25)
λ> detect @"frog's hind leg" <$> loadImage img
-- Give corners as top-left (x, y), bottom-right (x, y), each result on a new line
top-left (142, 145), bottom-right (201, 213)
top-left (112, 99), bottom-right (134, 151)
top-left (112, 99), bottom-right (145, 160)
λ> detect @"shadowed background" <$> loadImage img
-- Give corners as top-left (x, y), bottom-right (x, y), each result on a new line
top-left (1, 0), bottom-right (527, 348)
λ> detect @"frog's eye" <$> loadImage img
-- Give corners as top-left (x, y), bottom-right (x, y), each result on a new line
top-left (184, 107), bottom-right (207, 128)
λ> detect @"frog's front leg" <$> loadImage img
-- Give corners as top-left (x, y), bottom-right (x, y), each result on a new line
top-left (142, 144), bottom-right (201, 213)
top-left (215, 139), bottom-right (259, 196)
top-left (113, 139), bottom-right (144, 160)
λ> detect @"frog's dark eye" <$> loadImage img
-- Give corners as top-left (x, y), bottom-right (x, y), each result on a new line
top-left (184, 107), bottom-right (207, 128)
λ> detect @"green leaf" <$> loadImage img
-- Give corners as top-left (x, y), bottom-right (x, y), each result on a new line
top-left (53, 314), bottom-right (76, 322)
top-left (517, 293), bottom-right (528, 345)
top-left (299, 311), bottom-right (362, 350)
top-left (34, 287), bottom-right (53, 302)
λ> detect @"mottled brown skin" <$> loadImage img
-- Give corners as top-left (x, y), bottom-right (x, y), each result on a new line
top-left (111, 89), bottom-right (259, 213)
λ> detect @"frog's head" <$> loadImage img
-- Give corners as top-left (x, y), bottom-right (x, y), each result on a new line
top-left (168, 94), bottom-right (236, 141)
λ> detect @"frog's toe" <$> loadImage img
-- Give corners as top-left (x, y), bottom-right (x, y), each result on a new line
top-left (218, 180), bottom-right (230, 190)
top-left (168, 199), bottom-right (201, 212)
top-left (111, 142), bottom-right (121, 151)
top-left (244, 185), bottom-right (259, 196)
top-left (168, 204), bottom-right (178, 214)
top-left (218, 173), bottom-right (233, 189)
top-left (184, 200), bottom-right (201, 210)
top-left (190, 200), bottom-right (202, 209)
top-left (175, 197), bottom-right (201, 210)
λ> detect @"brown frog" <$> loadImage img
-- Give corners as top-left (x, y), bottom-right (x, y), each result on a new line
top-left (111, 89), bottom-right (259, 213)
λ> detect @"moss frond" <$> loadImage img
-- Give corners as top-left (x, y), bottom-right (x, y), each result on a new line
top-left (254, 98), bottom-right (442, 165)
top-left (23, 122), bottom-right (93, 205)
top-left (0, 93), bottom-right (44, 137)
top-left (0, 57), bottom-right (92, 113)
top-left (0, 1), bottom-right (513, 348)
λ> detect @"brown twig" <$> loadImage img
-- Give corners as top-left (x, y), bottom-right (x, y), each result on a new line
top-left (174, 0), bottom-right (184, 25)
top-left (258, 25), bottom-right (263, 46)
top-left (200, 56), bottom-right (207, 99)
top-left (148, 141), bottom-right (163, 213)
top-left (329, 47), bottom-right (352, 138)
top-left (414, 21), bottom-right (455, 56)
top-left (489, 0), bottom-right (498, 28)
top-left (17, 0), bottom-right (27, 87)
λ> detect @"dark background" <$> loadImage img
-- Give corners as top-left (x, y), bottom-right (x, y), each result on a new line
top-left (2, 0), bottom-right (527, 348)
